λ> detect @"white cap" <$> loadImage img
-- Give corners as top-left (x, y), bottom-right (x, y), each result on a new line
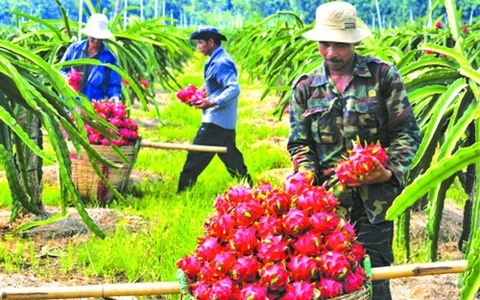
top-left (81, 14), bottom-right (114, 39)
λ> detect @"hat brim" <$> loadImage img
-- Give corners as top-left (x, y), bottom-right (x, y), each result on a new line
top-left (302, 28), bottom-right (370, 44)
top-left (82, 28), bottom-right (114, 39)
top-left (190, 31), bottom-right (227, 41)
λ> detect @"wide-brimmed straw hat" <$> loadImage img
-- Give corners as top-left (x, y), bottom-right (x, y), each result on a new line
top-left (81, 14), bottom-right (114, 39)
top-left (190, 27), bottom-right (227, 41)
top-left (303, 2), bottom-right (370, 43)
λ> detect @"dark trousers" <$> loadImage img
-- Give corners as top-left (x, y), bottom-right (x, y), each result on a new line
top-left (350, 195), bottom-right (394, 300)
top-left (177, 123), bottom-right (251, 193)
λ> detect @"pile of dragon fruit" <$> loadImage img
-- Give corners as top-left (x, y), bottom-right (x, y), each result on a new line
top-left (64, 100), bottom-right (139, 146)
top-left (176, 84), bottom-right (206, 106)
top-left (334, 138), bottom-right (389, 186)
top-left (177, 172), bottom-right (367, 299)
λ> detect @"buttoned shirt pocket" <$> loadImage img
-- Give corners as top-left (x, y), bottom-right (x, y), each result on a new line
top-left (303, 98), bottom-right (338, 144)
top-left (354, 98), bottom-right (386, 138)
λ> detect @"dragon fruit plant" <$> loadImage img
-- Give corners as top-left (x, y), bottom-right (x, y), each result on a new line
top-left (177, 172), bottom-right (367, 300)
top-left (176, 84), bottom-right (206, 106)
top-left (63, 100), bottom-right (139, 146)
top-left (334, 137), bottom-right (389, 186)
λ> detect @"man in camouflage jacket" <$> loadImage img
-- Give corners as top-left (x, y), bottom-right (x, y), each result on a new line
top-left (288, 2), bottom-right (421, 299)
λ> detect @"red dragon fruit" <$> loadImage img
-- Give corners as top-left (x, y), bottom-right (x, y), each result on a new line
top-left (198, 260), bottom-right (225, 283)
top-left (210, 277), bottom-right (236, 299)
top-left (112, 102), bottom-right (127, 118)
top-left (292, 232), bottom-right (323, 256)
top-left (195, 237), bottom-right (221, 261)
top-left (192, 281), bottom-right (211, 300)
top-left (347, 243), bottom-right (367, 263)
top-left (239, 283), bottom-right (268, 300)
top-left (225, 184), bottom-right (254, 206)
top-left (333, 160), bottom-right (357, 186)
top-left (62, 99), bottom-right (139, 146)
top-left (283, 208), bottom-right (310, 236)
top-left (349, 146), bottom-right (375, 178)
top-left (337, 218), bottom-right (356, 240)
top-left (229, 227), bottom-right (259, 255)
top-left (254, 214), bottom-right (283, 238)
top-left (67, 68), bottom-right (81, 91)
top-left (235, 200), bottom-right (264, 227)
top-left (283, 171), bottom-right (315, 195)
top-left (140, 78), bottom-right (149, 89)
top-left (109, 117), bottom-right (123, 127)
top-left (283, 281), bottom-right (318, 300)
top-left (213, 194), bottom-right (234, 215)
top-left (212, 251), bottom-right (237, 274)
top-left (176, 84), bottom-right (206, 106)
top-left (324, 229), bottom-right (351, 252)
top-left (318, 251), bottom-right (351, 279)
top-left (286, 254), bottom-right (319, 281)
top-left (257, 234), bottom-right (289, 263)
top-left (176, 254), bottom-right (203, 280)
top-left (344, 266), bottom-right (367, 293)
top-left (295, 188), bottom-right (320, 213)
top-left (206, 213), bottom-right (236, 240)
top-left (259, 262), bottom-right (291, 291)
top-left (334, 137), bottom-right (389, 186)
top-left (265, 190), bottom-right (291, 215)
top-left (366, 142), bottom-right (389, 166)
top-left (252, 180), bottom-right (274, 196)
top-left (231, 256), bottom-right (262, 283)
top-left (310, 211), bottom-right (339, 235)
top-left (317, 277), bottom-right (343, 298)
top-left (316, 187), bottom-right (340, 212)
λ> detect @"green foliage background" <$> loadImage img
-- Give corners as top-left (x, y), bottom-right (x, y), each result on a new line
top-left (1, 0), bottom-right (478, 28)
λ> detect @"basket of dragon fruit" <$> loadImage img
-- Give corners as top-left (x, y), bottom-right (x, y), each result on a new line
top-left (64, 100), bottom-right (140, 206)
top-left (176, 171), bottom-right (372, 300)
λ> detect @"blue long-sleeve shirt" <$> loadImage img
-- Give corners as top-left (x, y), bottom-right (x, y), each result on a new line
top-left (60, 39), bottom-right (122, 101)
top-left (203, 46), bottom-right (240, 130)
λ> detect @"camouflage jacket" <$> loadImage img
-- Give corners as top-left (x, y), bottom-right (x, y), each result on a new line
top-left (288, 54), bottom-right (421, 224)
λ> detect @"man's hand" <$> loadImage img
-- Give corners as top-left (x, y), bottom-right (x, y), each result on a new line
top-left (194, 98), bottom-right (215, 109)
top-left (348, 157), bottom-right (392, 186)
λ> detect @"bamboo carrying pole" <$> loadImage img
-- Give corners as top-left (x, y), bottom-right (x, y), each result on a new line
top-left (41, 131), bottom-right (227, 153)
top-left (371, 259), bottom-right (468, 281)
top-left (0, 282), bottom-right (180, 300)
top-left (0, 260), bottom-right (468, 300)
top-left (139, 140), bottom-right (227, 153)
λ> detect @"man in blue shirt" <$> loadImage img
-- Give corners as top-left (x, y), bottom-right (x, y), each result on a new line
top-left (177, 27), bottom-right (252, 193)
top-left (60, 14), bottom-right (122, 102)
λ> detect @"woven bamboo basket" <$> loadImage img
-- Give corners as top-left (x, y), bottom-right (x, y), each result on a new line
top-left (68, 143), bottom-right (139, 206)
top-left (179, 287), bottom-right (370, 300)
top-left (329, 285), bottom-right (370, 300)
top-left (176, 269), bottom-right (371, 300)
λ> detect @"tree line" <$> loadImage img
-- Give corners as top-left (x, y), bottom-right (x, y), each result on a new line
top-left (1, 0), bottom-right (478, 29)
